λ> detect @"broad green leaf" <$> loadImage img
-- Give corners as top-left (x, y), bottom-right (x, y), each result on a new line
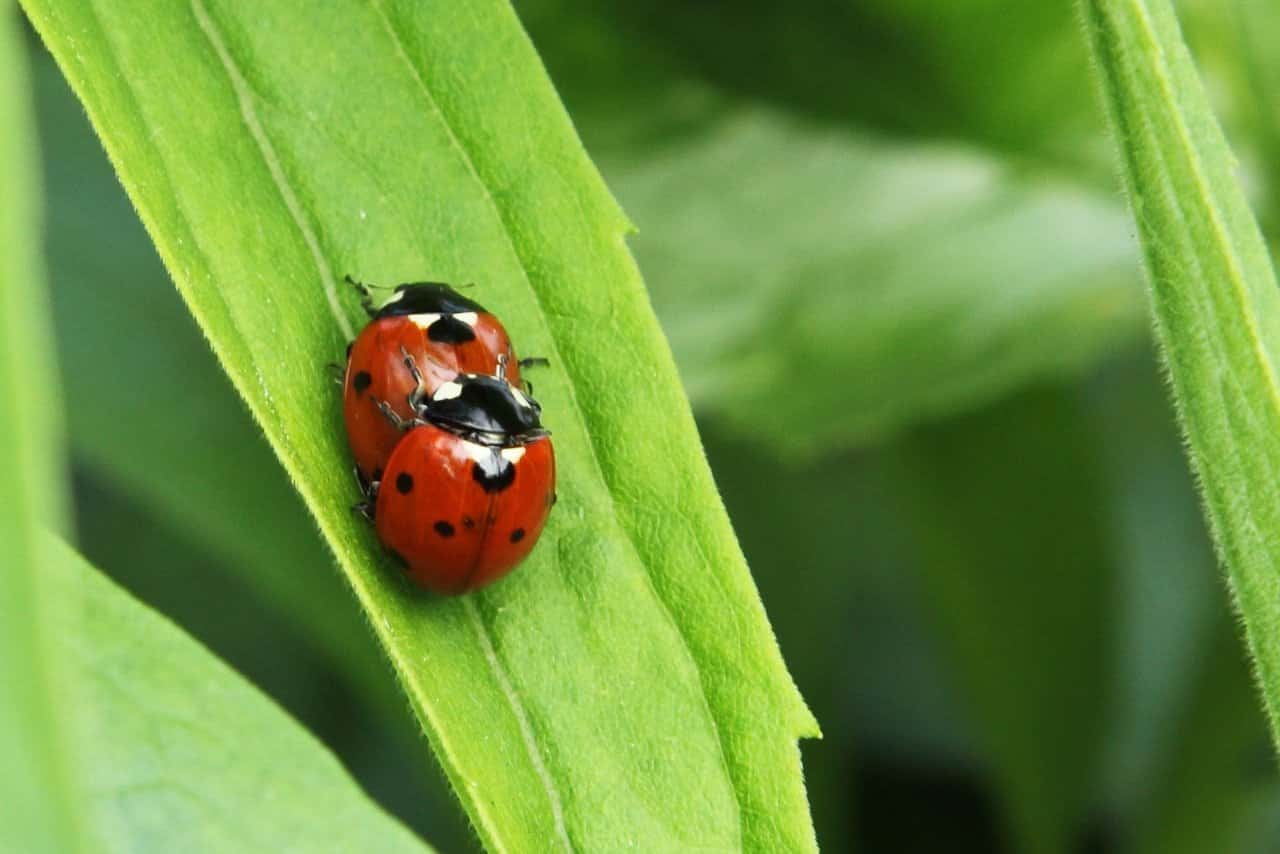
top-left (22, 1), bottom-right (818, 850)
top-left (0, 8), bottom-right (82, 851)
top-left (521, 1), bottom-right (1146, 454)
top-left (890, 388), bottom-right (1115, 854)
top-left (44, 534), bottom-right (431, 854)
top-left (29, 45), bottom-right (388, 707)
top-left (70, 473), bottom-right (477, 853)
top-left (1082, 0), bottom-right (1280, 751)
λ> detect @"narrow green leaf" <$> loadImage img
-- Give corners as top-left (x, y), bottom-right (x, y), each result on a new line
top-left (0, 8), bottom-right (82, 851)
top-left (21, 1), bottom-right (817, 849)
top-left (43, 535), bottom-right (432, 853)
top-left (1081, 0), bottom-right (1280, 748)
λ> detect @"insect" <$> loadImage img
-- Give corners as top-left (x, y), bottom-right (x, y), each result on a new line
top-left (362, 353), bottom-right (556, 595)
top-left (342, 277), bottom-right (541, 483)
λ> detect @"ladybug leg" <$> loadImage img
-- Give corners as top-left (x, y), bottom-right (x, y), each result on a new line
top-left (398, 345), bottom-right (428, 410)
top-left (374, 398), bottom-right (413, 431)
top-left (351, 465), bottom-right (378, 521)
top-left (326, 362), bottom-right (345, 386)
top-left (344, 274), bottom-right (378, 317)
top-left (518, 356), bottom-right (550, 370)
top-left (495, 353), bottom-right (510, 382)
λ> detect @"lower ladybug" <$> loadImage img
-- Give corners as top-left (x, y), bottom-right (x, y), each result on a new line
top-left (342, 277), bottom-right (543, 483)
top-left (363, 353), bottom-right (555, 594)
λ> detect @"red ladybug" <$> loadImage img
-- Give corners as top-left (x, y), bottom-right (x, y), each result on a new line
top-left (364, 356), bottom-right (555, 594)
top-left (342, 277), bottom-right (533, 482)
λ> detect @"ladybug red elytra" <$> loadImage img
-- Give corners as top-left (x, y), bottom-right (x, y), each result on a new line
top-left (342, 277), bottom-right (539, 483)
top-left (361, 355), bottom-right (556, 594)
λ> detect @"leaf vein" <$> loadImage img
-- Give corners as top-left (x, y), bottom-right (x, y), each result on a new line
top-left (189, 0), bottom-right (353, 341)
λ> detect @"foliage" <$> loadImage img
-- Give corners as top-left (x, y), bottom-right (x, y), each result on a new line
top-left (14, 0), bottom-right (1280, 850)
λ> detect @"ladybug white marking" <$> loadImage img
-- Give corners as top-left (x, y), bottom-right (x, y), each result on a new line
top-left (501, 447), bottom-right (527, 464)
top-left (408, 312), bottom-right (442, 330)
top-left (434, 381), bottom-right (464, 401)
top-left (454, 312), bottom-right (479, 327)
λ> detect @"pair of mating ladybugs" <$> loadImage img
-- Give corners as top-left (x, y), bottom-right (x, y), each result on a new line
top-left (341, 277), bottom-right (555, 595)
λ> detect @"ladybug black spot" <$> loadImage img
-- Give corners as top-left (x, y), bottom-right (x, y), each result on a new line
top-left (510, 528), bottom-right (526, 544)
top-left (427, 315), bottom-right (477, 344)
top-left (395, 472), bottom-right (414, 494)
top-left (472, 452), bottom-right (516, 493)
top-left (434, 520), bottom-right (456, 538)
top-left (353, 370), bottom-right (372, 394)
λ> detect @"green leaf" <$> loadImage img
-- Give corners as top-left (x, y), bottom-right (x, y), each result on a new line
top-left (1081, 0), bottom-right (1280, 751)
top-left (29, 44), bottom-right (387, 706)
top-left (43, 534), bottom-right (431, 853)
top-left (0, 9), bottom-right (82, 851)
top-left (523, 2), bottom-right (1146, 454)
top-left (21, 1), bottom-right (817, 849)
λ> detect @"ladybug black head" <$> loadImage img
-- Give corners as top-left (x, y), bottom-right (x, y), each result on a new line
top-left (423, 374), bottom-right (544, 445)
top-left (375, 282), bottom-right (487, 318)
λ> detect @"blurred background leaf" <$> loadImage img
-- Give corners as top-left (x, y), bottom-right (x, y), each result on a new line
top-left (0, 6), bottom-right (81, 850)
top-left (46, 535), bottom-right (434, 853)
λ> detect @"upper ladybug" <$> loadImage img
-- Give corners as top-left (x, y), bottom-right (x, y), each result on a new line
top-left (342, 278), bottom-right (528, 483)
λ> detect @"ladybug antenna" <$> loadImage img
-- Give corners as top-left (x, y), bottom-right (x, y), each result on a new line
top-left (344, 274), bottom-right (400, 292)
top-left (345, 274), bottom-right (400, 316)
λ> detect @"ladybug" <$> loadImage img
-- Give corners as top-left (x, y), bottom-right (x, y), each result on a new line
top-left (342, 276), bottom-right (541, 483)
top-left (363, 353), bottom-right (556, 594)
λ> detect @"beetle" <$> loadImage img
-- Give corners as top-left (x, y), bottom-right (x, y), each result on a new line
top-left (342, 277), bottom-right (543, 483)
